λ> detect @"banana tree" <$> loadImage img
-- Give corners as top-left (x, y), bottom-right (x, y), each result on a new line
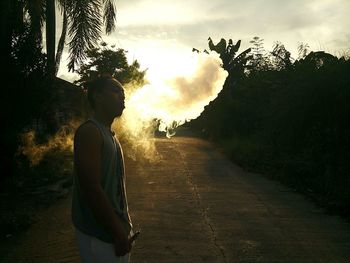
top-left (207, 37), bottom-right (252, 76)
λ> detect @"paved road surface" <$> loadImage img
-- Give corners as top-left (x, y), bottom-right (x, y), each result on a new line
top-left (2, 136), bottom-right (350, 262)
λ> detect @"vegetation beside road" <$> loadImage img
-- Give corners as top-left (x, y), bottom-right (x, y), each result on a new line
top-left (190, 37), bottom-right (350, 219)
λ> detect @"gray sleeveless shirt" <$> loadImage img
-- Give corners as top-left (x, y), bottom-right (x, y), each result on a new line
top-left (71, 118), bottom-right (133, 243)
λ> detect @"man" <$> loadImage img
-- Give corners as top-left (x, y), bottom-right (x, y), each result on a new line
top-left (71, 76), bottom-right (137, 263)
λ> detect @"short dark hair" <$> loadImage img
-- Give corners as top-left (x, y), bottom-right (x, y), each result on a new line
top-left (84, 75), bottom-right (119, 109)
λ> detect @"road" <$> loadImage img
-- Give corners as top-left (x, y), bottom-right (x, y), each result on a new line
top-left (2, 135), bottom-right (350, 262)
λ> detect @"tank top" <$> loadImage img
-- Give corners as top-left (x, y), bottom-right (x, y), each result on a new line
top-left (71, 117), bottom-right (133, 243)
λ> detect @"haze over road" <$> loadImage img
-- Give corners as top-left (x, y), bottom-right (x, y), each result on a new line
top-left (3, 135), bottom-right (350, 262)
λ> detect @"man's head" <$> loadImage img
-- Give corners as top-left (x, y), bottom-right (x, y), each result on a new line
top-left (86, 76), bottom-right (125, 118)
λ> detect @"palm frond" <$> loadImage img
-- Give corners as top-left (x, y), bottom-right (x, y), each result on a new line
top-left (103, 0), bottom-right (116, 34)
top-left (67, 0), bottom-right (102, 71)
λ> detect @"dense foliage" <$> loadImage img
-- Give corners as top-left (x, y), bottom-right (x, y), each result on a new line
top-left (191, 38), bottom-right (350, 215)
top-left (74, 42), bottom-right (147, 87)
top-left (0, 20), bottom-right (50, 184)
top-left (0, 0), bottom-right (118, 183)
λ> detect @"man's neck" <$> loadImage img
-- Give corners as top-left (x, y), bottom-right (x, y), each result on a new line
top-left (93, 111), bottom-right (114, 128)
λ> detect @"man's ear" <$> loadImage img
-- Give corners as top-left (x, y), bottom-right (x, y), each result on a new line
top-left (93, 92), bottom-right (103, 104)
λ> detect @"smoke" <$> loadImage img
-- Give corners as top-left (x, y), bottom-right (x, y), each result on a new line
top-left (19, 52), bottom-right (228, 164)
top-left (113, 52), bottom-right (228, 160)
top-left (18, 121), bottom-right (77, 166)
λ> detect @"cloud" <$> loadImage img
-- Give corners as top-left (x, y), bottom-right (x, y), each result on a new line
top-left (116, 0), bottom-right (224, 27)
top-left (116, 0), bottom-right (329, 31)
top-left (57, 0), bottom-right (350, 80)
top-left (112, 0), bottom-right (349, 55)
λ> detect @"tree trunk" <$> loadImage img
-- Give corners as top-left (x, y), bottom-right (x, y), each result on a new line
top-left (45, 0), bottom-right (59, 133)
top-left (55, 7), bottom-right (67, 76)
top-left (46, 0), bottom-right (56, 79)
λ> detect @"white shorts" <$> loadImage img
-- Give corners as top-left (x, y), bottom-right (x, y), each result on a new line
top-left (74, 227), bottom-right (133, 263)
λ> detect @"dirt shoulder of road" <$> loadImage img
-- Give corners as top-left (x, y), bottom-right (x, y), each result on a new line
top-left (0, 175), bottom-right (72, 260)
top-left (209, 138), bottom-right (350, 223)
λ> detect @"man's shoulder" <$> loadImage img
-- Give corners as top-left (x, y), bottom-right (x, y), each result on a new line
top-left (76, 119), bottom-right (96, 130)
top-left (74, 120), bottom-right (101, 141)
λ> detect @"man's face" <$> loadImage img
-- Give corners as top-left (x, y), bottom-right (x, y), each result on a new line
top-left (98, 79), bottom-right (125, 117)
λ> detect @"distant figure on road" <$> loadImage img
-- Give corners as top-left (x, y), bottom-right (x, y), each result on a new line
top-left (71, 75), bottom-right (137, 262)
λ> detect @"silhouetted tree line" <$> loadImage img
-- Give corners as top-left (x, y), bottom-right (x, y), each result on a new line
top-left (191, 37), bottom-right (350, 215)
top-left (0, 1), bottom-right (149, 191)
top-left (0, 0), bottom-right (118, 186)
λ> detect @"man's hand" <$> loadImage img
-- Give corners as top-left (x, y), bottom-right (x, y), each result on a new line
top-left (114, 230), bottom-right (141, 256)
top-left (113, 233), bottom-right (133, 256)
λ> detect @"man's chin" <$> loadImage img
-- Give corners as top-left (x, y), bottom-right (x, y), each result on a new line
top-left (114, 109), bottom-right (124, 118)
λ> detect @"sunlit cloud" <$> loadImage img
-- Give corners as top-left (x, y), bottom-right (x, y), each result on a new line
top-left (57, 0), bottom-right (350, 82)
top-left (116, 0), bottom-right (229, 27)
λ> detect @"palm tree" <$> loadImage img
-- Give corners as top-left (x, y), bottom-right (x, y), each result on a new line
top-left (0, 1), bottom-right (28, 66)
top-left (55, 1), bottom-right (68, 76)
top-left (12, 0), bottom-right (117, 132)
top-left (46, 0), bottom-right (56, 78)
top-left (21, 0), bottom-right (117, 77)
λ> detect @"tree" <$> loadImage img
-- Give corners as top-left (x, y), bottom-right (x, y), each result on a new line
top-left (74, 43), bottom-right (147, 87)
top-left (207, 37), bottom-right (252, 77)
top-left (0, 0), bottom-right (118, 180)
top-left (55, 1), bottom-right (68, 76)
top-left (46, 0), bottom-right (56, 78)
top-left (4, 0), bottom-right (118, 77)
top-left (0, 18), bottom-right (49, 182)
top-left (0, 1), bottom-right (26, 66)
top-left (65, 0), bottom-right (117, 73)
top-left (191, 37), bottom-right (350, 214)
top-left (297, 42), bottom-right (310, 60)
top-left (190, 37), bottom-right (252, 138)
top-left (249, 36), bottom-right (269, 71)
top-left (270, 41), bottom-right (293, 71)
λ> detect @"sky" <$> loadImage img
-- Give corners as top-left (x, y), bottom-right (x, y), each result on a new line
top-left (57, 0), bottom-right (350, 82)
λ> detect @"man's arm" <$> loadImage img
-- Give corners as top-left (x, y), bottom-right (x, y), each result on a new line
top-left (74, 122), bottom-right (131, 255)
